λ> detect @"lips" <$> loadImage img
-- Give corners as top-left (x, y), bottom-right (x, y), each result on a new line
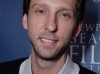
top-left (41, 38), bottom-right (56, 43)
top-left (39, 37), bottom-right (58, 46)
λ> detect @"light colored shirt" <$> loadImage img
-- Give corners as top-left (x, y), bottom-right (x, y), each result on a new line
top-left (19, 55), bottom-right (80, 74)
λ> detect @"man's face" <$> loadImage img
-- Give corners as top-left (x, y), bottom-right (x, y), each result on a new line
top-left (23, 0), bottom-right (80, 60)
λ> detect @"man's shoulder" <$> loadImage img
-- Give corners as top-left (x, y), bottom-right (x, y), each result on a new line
top-left (79, 65), bottom-right (97, 74)
top-left (0, 58), bottom-right (27, 74)
top-left (0, 58), bottom-right (97, 74)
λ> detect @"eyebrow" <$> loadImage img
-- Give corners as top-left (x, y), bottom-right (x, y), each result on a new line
top-left (32, 4), bottom-right (47, 8)
top-left (32, 3), bottom-right (75, 13)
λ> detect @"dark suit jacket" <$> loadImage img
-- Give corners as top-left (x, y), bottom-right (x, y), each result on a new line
top-left (0, 58), bottom-right (97, 74)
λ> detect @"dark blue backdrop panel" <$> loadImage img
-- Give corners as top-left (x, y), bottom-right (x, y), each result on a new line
top-left (0, 0), bottom-right (31, 62)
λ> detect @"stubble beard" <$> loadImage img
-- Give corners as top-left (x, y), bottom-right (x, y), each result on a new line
top-left (32, 42), bottom-right (67, 61)
top-left (29, 33), bottom-right (72, 61)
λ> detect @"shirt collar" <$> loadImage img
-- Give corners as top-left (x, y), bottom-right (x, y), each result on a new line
top-left (19, 55), bottom-right (79, 74)
top-left (19, 56), bottom-right (32, 74)
top-left (58, 55), bottom-right (79, 74)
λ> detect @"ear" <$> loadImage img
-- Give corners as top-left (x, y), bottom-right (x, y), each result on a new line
top-left (73, 21), bottom-right (82, 37)
top-left (22, 14), bottom-right (28, 30)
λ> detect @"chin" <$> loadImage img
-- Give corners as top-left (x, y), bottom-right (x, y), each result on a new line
top-left (37, 51), bottom-right (63, 61)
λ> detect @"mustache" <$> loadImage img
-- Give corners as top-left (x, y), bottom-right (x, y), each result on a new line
top-left (37, 31), bottom-right (59, 40)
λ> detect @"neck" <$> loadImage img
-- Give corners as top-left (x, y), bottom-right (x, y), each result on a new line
top-left (31, 49), bottom-right (67, 74)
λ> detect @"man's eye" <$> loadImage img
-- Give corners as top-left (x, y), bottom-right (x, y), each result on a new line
top-left (63, 13), bottom-right (68, 17)
top-left (36, 10), bottom-right (45, 14)
top-left (58, 12), bottom-right (71, 20)
top-left (62, 13), bottom-right (70, 18)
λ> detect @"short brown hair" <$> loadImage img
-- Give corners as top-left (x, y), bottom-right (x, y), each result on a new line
top-left (23, 0), bottom-right (86, 22)
top-left (23, 0), bottom-right (31, 14)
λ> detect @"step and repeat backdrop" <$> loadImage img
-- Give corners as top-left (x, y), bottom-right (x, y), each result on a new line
top-left (69, 0), bottom-right (100, 73)
top-left (0, 0), bottom-right (100, 73)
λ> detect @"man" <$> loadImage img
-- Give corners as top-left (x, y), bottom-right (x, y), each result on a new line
top-left (0, 0), bottom-right (97, 74)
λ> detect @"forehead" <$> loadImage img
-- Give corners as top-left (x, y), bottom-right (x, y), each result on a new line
top-left (29, 0), bottom-right (76, 12)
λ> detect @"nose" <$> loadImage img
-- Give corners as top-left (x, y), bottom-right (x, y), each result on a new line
top-left (45, 14), bottom-right (58, 33)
